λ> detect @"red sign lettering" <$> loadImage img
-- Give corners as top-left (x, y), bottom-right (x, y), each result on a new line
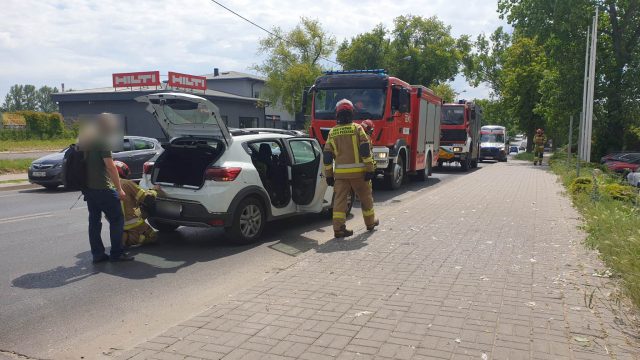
top-left (168, 71), bottom-right (207, 91)
top-left (112, 71), bottom-right (160, 88)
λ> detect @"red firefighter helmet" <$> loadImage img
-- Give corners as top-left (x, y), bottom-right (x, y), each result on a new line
top-left (335, 99), bottom-right (355, 115)
top-left (361, 120), bottom-right (374, 135)
top-left (536, 128), bottom-right (543, 135)
top-left (114, 160), bottom-right (130, 179)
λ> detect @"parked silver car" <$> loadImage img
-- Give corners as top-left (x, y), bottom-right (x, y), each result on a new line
top-left (28, 136), bottom-right (161, 189)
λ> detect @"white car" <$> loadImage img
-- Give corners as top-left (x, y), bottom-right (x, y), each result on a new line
top-left (137, 93), bottom-right (351, 243)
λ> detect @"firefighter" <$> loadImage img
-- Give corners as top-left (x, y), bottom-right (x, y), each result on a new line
top-left (532, 128), bottom-right (547, 165)
top-left (324, 99), bottom-right (379, 238)
top-left (114, 161), bottom-right (158, 247)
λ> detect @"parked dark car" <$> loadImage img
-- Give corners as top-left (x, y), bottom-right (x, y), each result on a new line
top-left (28, 136), bottom-right (161, 189)
top-left (509, 145), bottom-right (519, 154)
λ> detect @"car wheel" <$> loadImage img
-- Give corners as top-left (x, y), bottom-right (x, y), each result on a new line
top-left (461, 154), bottom-right (470, 171)
top-left (148, 218), bottom-right (179, 232)
top-left (226, 197), bottom-right (265, 244)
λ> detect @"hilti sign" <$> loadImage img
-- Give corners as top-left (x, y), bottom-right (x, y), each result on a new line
top-left (168, 71), bottom-right (207, 90)
top-left (112, 71), bottom-right (160, 88)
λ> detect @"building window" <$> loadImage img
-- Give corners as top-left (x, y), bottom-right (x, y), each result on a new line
top-left (254, 91), bottom-right (260, 98)
top-left (239, 117), bottom-right (258, 128)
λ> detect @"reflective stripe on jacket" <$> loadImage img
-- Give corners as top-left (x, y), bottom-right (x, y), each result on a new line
top-left (323, 123), bottom-right (375, 179)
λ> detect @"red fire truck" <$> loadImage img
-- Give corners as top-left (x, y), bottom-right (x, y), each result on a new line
top-left (438, 100), bottom-right (482, 171)
top-left (306, 70), bottom-right (442, 189)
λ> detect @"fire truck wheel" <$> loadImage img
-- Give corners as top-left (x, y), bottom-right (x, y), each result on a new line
top-left (384, 156), bottom-right (405, 190)
top-left (461, 154), bottom-right (470, 172)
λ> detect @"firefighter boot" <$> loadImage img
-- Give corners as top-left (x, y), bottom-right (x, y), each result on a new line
top-left (334, 226), bottom-right (354, 238)
top-left (366, 219), bottom-right (380, 231)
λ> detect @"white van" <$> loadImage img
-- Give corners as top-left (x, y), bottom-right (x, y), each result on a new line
top-left (479, 125), bottom-right (507, 162)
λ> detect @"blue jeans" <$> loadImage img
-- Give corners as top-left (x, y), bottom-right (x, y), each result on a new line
top-left (84, 189), bottom-right (124, 259)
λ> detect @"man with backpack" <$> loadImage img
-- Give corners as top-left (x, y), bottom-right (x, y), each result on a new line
top-left (65, 114), bottom-right (134, 263)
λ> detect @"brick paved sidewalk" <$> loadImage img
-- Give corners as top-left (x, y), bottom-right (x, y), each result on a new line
top-left (118, 161), bottom-right (639, 360)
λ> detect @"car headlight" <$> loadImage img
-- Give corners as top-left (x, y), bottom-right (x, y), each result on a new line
top-left (375, 152), bottom-right (387, 159)
top-left (453, 147), bottom-right (463, 153)
top-left (52, 163), bottom-right (62, 169)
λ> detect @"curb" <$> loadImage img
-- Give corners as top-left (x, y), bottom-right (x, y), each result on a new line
top-left (0, 182), bottom-right (40, 191)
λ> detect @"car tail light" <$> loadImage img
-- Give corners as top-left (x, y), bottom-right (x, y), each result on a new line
top-left (143, 162), bottom-right (155, 175)
top-left (205, 167), bottom-right (242, 181)
top-left (208, 219), bottom-right (224, 226)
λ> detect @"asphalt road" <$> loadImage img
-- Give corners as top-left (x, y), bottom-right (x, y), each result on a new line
top-left (0, 162), bottom-right (491, 360)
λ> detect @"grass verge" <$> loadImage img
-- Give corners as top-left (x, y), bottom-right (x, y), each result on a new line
top-left (514, 152), bottom-right (534, 161)
top-left (0, 159), bottom-right (35, 174)
top-left (0, 138), bottom-right (72, 152)
top-left (0, 179), bottom-right (28, 185)
top-left (550, 152), bottom-right (640, 308)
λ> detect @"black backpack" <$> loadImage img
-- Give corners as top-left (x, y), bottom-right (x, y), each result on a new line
top-left (62, 144), bottom-right (88, 191)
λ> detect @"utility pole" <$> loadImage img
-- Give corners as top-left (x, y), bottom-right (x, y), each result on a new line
top-left (585, 8), bottom-right (598, 163)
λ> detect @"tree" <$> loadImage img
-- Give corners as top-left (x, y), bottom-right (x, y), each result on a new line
top-left (337, 24), bottom-right (390, 70)
top-left (36, 86), bottom-right (59, 113)
top-left (497, 0), bottom-right (640, 156)
top-left (2, 84), bottom-right (58, 112)
top-left (389, 15), bottom-right (469, 85)
top-left (254, 17), bottom-right (336, 115)
top-left (430, 83), bottom-right (456, 103)
top-left (336, 15), bottom-right (471, 86)
top-left (500, 36), bottom-right (548, 151)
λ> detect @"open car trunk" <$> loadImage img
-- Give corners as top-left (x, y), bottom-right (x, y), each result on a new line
top-left (152, 138), bottom-right (224, 189)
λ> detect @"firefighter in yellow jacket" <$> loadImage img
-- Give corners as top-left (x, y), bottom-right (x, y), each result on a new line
top-left (533, 128), bottom-right (547, 165)
top-left (114, 161), bottom-right (158, 246)
top-left (324, 99), bottom-right (379, 238)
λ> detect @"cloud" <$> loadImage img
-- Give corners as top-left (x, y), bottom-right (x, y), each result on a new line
top-left (0, 0), bottom-right (507, 100)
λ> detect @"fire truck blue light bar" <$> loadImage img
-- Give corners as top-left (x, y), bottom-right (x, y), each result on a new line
top-left (324, 69), bottom-right (387, 75)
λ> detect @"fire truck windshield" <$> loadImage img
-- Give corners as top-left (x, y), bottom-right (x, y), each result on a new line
top-left (314, 88), bottom-right (386, 120)
top-left (442, 107), bottom-right (465, 125)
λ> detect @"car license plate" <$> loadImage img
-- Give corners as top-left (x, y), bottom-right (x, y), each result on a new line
top-left (156, 201), bottom-right (182, 218)
top-left (32, 171), bottom-right (46, 177)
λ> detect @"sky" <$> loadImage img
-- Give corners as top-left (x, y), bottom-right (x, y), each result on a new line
top-left (0, 0), bottom-right (508, 103)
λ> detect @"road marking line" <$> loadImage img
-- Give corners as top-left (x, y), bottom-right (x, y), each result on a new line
top-left (0, 212), bottom-right (54, 224)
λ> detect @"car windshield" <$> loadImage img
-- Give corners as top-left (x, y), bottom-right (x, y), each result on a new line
top-left (314, 88), bottom-right (386, 120)
top-left (481, 134), bottom-right (505, 143)
top-left (442, 106), bottom-right (465, 125)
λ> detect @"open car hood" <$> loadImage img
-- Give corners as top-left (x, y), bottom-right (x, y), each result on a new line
top-left (135, 93), bottom-right (232, 145)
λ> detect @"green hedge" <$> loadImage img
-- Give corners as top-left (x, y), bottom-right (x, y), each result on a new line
top-left (0, 112), bottom-right (74, 140)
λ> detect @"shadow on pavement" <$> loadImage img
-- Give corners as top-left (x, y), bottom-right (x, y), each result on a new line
top-left (11, 229), bottom-right (262, 289)
top-left (12, 171), bottom-right (456, 289)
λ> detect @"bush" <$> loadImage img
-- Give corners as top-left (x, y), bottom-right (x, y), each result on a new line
top-left (602, 183), bottom-right (637, 202)
top-left (1, 111), bottom-right (68, 140)
top-left (569, 177), bottom-right (592, 196)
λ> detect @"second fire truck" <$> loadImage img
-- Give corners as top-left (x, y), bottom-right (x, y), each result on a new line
top-left (306, 70), bottom-right (442, 190)
top-left (438, 100), bottom-right (482, 171)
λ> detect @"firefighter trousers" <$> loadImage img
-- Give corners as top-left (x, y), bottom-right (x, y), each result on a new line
top-left (534, 146), bottom-right (544, 163)
top-left (333, 178), bottom-right (376, 232)
top-left (123, 221), bottom-right (157, 247)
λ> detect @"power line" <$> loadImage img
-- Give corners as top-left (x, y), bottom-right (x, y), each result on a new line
top-left (207, 0), bottom-right (340, 66)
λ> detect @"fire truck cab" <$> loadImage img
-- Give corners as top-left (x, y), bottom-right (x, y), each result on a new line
top-left (307, 70), bottom-right (441, 190)
top-left (438, 101), bottom-right (482, 171)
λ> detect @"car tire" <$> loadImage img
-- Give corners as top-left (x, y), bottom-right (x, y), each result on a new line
top-left (461, 154), bottom-right (470, 172)
top-left (226, 197), bottom-right (265, 244)
top-left (148, 218), bottom-right (179, 232)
